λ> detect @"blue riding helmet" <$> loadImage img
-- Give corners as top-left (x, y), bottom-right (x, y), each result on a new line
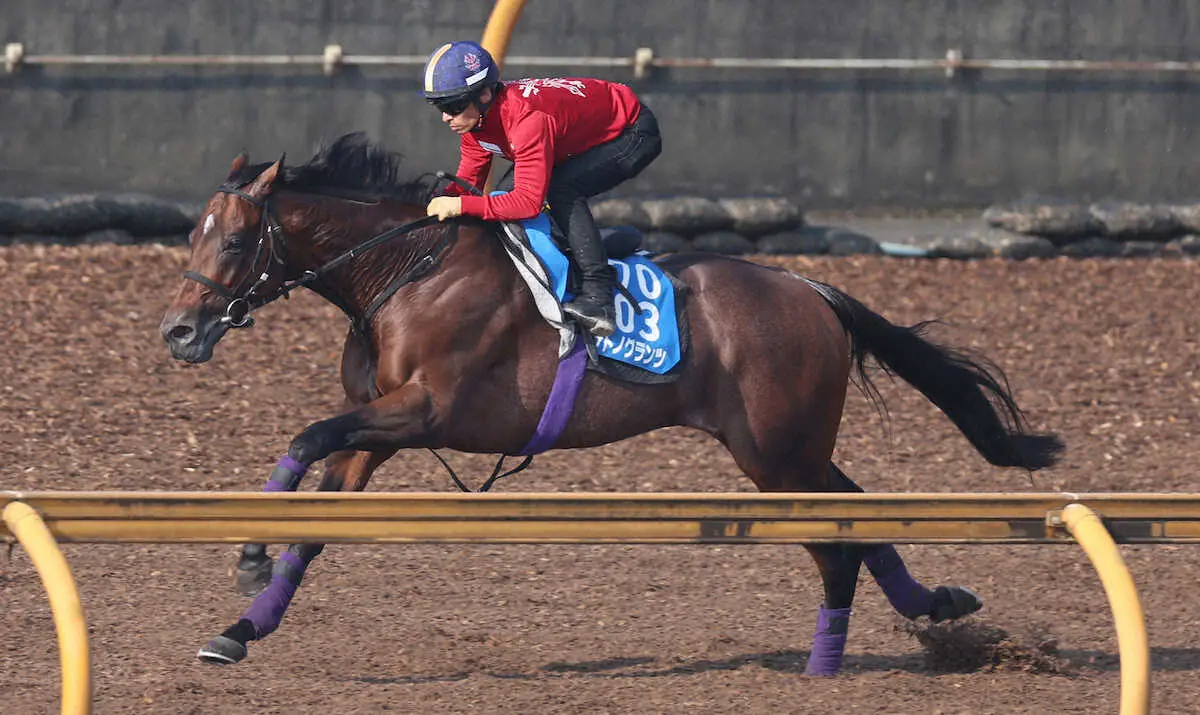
top-left (421, 41), bottom-right (500, 102)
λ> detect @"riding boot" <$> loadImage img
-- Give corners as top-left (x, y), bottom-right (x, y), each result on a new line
top-left (562, 208), bottom-right (617, 337)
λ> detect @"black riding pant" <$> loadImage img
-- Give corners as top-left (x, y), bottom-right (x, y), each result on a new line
top-left (502, 105), bottom-right (662, 300)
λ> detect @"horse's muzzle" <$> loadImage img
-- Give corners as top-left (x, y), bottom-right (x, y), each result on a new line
top-left (160, 310), bottom-right (228, 363)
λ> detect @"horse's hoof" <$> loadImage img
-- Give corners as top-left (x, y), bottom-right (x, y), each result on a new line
top-left (197, 635), bottom-right (248, 665)
top-left (930, 585), bottom-right (983, 623)
top-left (235, 559), bottom-right (273, 597)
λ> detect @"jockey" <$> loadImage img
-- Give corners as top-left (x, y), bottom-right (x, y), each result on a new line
top-left (421, 40), bottom-right (662, 338)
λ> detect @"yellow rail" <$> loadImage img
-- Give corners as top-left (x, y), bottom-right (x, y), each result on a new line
top-left (3, 491), bottom-right (1200, 544)
top-left (4, 491), bottom-right (1184, 715)
top-left (3, 502), bottom-right (92, 715)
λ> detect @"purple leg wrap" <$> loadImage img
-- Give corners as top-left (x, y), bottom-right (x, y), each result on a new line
top-left (263, 455), bottom-right (309, 492)
top-left (864, 545), bottom-right (935, 619)
top-left (805, 605), bottom-right (851, 676)
top-left (240, 551), bottom-right (305, 638)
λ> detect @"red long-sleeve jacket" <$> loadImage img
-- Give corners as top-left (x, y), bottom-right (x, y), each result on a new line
top-left (445, 78), bottom-right (642, 221)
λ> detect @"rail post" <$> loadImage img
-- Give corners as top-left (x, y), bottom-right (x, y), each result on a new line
top-left (3, 501), bottom-right (92, 715)
top-left (480, 0), bottom-right (527, 67)
top-left (1059, 503), bottom-right (1151, 715)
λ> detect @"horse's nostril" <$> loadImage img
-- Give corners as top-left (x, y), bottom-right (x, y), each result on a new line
top-left (168, 324), bottom-right (194, 343)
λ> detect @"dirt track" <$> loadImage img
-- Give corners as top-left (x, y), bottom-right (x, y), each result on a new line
top-left (3, 244), bottom-right (1200, 714)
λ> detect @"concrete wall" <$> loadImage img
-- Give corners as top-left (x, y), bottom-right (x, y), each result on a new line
top-left (3, 0), bottom-right (1200, 207)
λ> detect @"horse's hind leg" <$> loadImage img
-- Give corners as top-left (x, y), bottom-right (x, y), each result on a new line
top-left (716, 425), bottom-right (866, 675)
top-left (726, 451), bottom-right (977, 674)
top-left (782, 465), bottom-right (870, 676)
top-left (828, 463), bottom-right (983, 623)
top-left (200, 448), bottom-right (395, 665)
top-left (802, 542), bottom-right (863, 676)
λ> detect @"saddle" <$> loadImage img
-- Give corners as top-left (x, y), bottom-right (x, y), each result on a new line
top-left (492, 217), bottom-right (688, 385)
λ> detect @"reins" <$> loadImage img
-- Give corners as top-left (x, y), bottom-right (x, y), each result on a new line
top-left (184, 187), bottom-right (444, 330)
top-left (184, 180), bottom-right (534, 493)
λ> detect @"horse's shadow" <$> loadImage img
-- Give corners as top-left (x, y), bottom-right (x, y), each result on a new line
top-left (348, 646), bottom-right (1200, 685)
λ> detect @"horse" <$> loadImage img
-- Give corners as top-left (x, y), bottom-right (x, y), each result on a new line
top-left (159, 132), bottom-right (1063, 674)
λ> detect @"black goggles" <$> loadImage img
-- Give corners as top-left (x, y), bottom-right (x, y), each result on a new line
top-left (430, 95), bottom-right (474, 116)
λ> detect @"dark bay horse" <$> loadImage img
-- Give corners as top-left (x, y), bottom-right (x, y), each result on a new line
top-left (159, 133), bottom-right (1062, 674)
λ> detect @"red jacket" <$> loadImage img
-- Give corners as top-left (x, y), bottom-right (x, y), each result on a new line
top-left (446, 78), bottom-right (642, 221)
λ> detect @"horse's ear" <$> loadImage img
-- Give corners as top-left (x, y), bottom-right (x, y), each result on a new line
top-left (227, 152), bottom-right (249, 180)
top-left (246, 157), bottom-right (283, 197)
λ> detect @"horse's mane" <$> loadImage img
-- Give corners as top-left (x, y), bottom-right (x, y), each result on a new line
top-left (223, 131), bottom-right (438, 204)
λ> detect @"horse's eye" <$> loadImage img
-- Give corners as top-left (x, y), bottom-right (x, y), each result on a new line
top-left (222, 234), bottom-right (246, 253)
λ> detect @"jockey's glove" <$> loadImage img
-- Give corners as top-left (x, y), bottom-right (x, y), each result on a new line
top-left (427, 196), bottom-right (463, 221)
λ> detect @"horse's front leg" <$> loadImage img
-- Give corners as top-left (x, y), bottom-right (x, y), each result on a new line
top-left (237, 330), bottom-right (379, 595)
top-left (234, 448), bottom-right (396, 595)
top-left (198, 385), bottom-right (432, 665)
top-left (233, 450), bottom-right (319, 596)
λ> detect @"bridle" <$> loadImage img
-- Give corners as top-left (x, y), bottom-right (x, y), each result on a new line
top-left (183, 187), bottom-right (445, 332)
top-left (183, 187), bottom-right (288, 329)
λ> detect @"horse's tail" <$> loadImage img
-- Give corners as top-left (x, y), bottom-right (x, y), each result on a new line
top-left (807, 279), bottom-right (1064, 470)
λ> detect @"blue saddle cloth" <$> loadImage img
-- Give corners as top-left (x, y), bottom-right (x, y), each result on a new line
top-left (520, 213), bottom-right (682, 375)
